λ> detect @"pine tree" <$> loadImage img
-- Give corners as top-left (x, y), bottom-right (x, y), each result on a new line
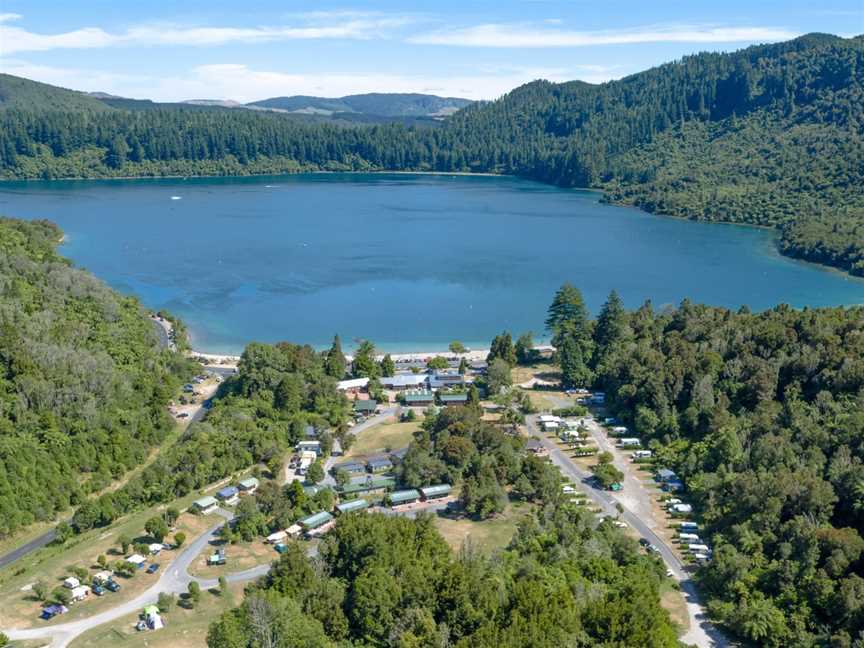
top-left (325, 335), bottom-right (346, 379)
top-left (558, 330), bottom-right (593, 389)
top-left (593, 290), bottom-right (627, 364)
top-left (487, 332), bottom-right (516, 366)
top-left (380, 354), bottom-right (396, 377)
top-left (352, 340), bottom-right (379, 378)
top-left (546, 283), bottom-right (590, 347)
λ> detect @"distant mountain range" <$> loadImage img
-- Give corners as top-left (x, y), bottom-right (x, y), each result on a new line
top-left (247, 93), bottom-right (472, 117)
top-left (0, 81), bottom-right (473, 122)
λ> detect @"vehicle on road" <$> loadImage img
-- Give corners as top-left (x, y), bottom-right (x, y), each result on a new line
top-left (146, 563), bottom-right (160, 574)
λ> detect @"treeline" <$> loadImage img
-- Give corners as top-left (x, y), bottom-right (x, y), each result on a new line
top-left (0, 218), bottom-right (194, 537)
top-left (70, 340), bottom-right (349, 532)
top-left (207, 509), bottom-right (678, 647)
top-left (2, 34), bottom-right (863, 274)
top-left (546, 286), bottom-right (864, 645)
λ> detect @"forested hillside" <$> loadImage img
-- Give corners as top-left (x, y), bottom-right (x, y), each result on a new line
top-left (0, 218), bottom-right (192, 537)
top-left (207, 504), bottom-right (678, 647)
top-left (550, 287), bottom-right (864, 646)
top-left (69, 340), bottom-right (349, 533)
top-left (0, 34), bottom-right (862, 274)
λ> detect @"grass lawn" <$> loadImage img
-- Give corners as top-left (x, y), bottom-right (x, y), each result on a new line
top-left (187, 538), bottom-right (275, 579)
top-left (510, 363), bottom-right (559, 385)
top-left (433, 502), bottom-right (531, 553)
top-left (0, 485), bottom-right (227, 632)
top-left (524, 389), bottom-right (573, 412)
top-left (347, 420), bottom-right (419, 457)
top-left (69, 582), bottom-right (245, 648)
top-left (660, 581), bottom-right (690, 635)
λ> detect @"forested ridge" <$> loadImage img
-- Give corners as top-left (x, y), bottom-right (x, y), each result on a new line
top-left (538, 283), bottom-right (864, 646)
top-left (68, 340), bottom-right (350, 533)
top-left (1, 33), bottom-right (862, 274)
top-left (0, 218), bottom-right (193, 537)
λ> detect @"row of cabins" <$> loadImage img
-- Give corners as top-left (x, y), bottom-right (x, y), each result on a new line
top-left (339, 371), bottom-right (471, 394)
top-left (333, 456), bottom-right (393, 476)
top-left (192, 477), bottom-right (260, 514)
top-left (266, 484), bottom-right (453, 544)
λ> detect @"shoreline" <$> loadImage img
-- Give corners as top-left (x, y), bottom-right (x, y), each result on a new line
top-left (188, 345), bottom-right (556, 367)
top-left (188, 347), bottom-right (494, 367)
top-left (0, 169), bottom-right (514, 184)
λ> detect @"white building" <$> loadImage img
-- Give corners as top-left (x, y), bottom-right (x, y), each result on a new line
top-left (337, 377), bottom-right (369, 392)
top-left (267, 530), bottom-right (288, 544)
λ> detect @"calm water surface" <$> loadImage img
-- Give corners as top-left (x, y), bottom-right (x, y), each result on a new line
top-left (1, 173), bottom-right (862, 353)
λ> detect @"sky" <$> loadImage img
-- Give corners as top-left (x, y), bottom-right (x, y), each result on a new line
top-left (1, 1), bottom-right (862, 102)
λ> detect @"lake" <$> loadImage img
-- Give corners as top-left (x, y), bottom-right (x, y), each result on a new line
top-left (1, 173), bottom-right (862, 354)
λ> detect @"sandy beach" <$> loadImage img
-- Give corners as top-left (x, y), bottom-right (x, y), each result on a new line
top-left (188, 345), bottom-right (555, 367)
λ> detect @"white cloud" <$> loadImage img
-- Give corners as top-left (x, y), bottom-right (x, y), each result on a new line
top-left (0, 13), bottom-right (22, 23)
top-left (0, 14), bottom-right (411, 55)
top-left (0, 59), bottom-right (585, 102)
top-left (408, 23), bottom-right (800, 48)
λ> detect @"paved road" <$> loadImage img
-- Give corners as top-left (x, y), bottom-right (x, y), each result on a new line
top-left (4, 509), bottom-right (235, 648)
top-left (0, 530), bottom-right (57, 572)
top-left (525, 414), bottom-right (728, 648)
top-left (2, 497), bottom-right (447, 647)
top-left (149, 316), bottom-right (174, 352)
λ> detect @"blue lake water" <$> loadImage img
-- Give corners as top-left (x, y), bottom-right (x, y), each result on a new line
top-left (1, 173), bottom-right (862, 354)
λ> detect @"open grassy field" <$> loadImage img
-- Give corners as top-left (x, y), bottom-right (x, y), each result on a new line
top-left (510, 363), bottom-right (559, 385)
top-left (0, 507), bottom-right (216, 631)
top-left (69, 582), bottom-right (245, 648)
top-left (187, 538), bottom-right (274, 580)
top-left (660, 581), bottom-right (690, 634)
top-left (0, 474), bottom-right (240, 633)
top-left (347, 420), bottom-right (419, 457)
top-left (433, 502), bottom-right (531, 553)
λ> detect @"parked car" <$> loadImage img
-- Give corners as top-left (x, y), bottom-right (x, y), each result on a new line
top-left (92, 585), bottom-right (105, 596)
top-left (638, 538), bottom-right (650, 548)
top-left (146, 563), bottom-right (160, 574)
top-left (105, 580), bottom-right (121, 592)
